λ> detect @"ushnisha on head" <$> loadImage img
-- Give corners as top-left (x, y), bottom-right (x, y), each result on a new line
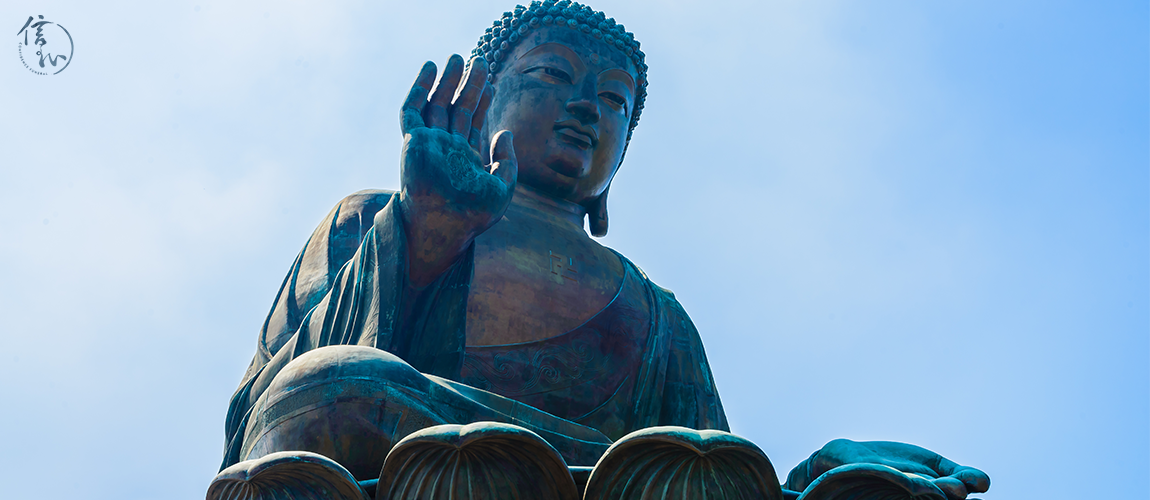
top-left (471, 1), bottom-right (647, 236)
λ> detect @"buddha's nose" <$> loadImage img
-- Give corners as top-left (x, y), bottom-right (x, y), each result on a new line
top-left (565, 96), bottom-right (600, 125)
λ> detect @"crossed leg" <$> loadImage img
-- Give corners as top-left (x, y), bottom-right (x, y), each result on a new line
top-left (239, 345), bottom-right (612, 479)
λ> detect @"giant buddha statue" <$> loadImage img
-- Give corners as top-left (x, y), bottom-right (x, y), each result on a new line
top-left (208, 2), bottom-right (991, 499)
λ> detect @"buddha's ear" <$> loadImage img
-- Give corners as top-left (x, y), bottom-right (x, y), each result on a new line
top-left (587, 186), bottom-right (609, 237)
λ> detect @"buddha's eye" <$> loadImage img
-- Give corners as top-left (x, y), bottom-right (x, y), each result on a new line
top-left (600, 91), bottom-right (627, 109)
top-left (544, 67), bottom-right (571, 81)
top-left (528, 66), bottom-right (572, 84)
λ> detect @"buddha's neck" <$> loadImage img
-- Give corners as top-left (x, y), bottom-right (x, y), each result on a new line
top-left (508, 184), bottom-right (587, 234)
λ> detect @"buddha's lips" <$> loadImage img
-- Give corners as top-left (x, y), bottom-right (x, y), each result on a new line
top-left (554, 123), bottom-right (597, 149)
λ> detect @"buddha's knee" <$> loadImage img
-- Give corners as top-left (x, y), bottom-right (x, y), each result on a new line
top-left (242, 345), bottom-right (439, 479)
top-left (266, 345), bottom-right (428, 397)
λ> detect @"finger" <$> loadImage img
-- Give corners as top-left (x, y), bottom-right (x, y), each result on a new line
top-left (468, 85), bottom-right (494, 152)
top-left (424, 54), bottom-right (464, 130)
top-left (400, 61), bottom-right (436, 134)
top-left (952, 467), bottom-right (990, 494)
top-left (807, 448), bottom-right (847, 479)
top-left (932, 477), bottom-right (968, 500)
top-left (450, 57), bottom-right (489, 136)
top-left (488, 130), bottom-right (517, 186)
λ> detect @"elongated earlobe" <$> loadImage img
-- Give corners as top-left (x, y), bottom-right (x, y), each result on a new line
top-left (587, 187), bottom-right (609, 237)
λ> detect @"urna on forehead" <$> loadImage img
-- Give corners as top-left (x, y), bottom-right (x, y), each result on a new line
top-left (472, 0), bottom-right (649, 142)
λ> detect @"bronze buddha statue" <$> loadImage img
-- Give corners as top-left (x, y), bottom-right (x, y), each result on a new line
top-left (209, 2), bottom-right (991, 499)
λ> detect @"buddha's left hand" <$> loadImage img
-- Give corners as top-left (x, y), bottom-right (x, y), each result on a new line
top-left (784, 439), bottom-right (990, 499)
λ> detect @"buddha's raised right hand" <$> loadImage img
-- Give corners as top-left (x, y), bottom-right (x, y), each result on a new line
top-left (398, 55), bottom-right (517, 288)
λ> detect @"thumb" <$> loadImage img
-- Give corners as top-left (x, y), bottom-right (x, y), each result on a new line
top-left (488, 130), bottom-right (517, 186)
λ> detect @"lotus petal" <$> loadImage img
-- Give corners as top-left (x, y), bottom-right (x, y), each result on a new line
top-left (207, 451), bottom-right (369, 500)
top-left (583, 426), bottom-right (784, 500)
top-left (377, 422), bottom-right (580, 500)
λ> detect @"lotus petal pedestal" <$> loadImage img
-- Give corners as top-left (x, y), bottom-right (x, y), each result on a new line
top-left (583, 426), bottom-right (784, 500)
top-left (377, 422), bottom-right (581, 500)
top-left (207, 451), bottom-right (369, 500)
top-left (208, 425), bottom-right (952, 500)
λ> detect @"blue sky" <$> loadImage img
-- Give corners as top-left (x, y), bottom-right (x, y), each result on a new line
top-left (0, 1), bottom-right (1145, 498)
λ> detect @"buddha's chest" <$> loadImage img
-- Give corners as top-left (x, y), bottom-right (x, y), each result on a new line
top-left (465, 218), bottom-right (624, 346)
top-left (460, 264), bottom-right (652, 429)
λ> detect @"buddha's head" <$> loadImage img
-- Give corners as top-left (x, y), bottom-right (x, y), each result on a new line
top-left (472, 1), bottom-right (647, 236)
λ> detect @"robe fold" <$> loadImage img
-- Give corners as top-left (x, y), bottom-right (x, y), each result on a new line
top-left (222, 189), bottom-right (729, 470)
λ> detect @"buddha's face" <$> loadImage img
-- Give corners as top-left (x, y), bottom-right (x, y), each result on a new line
top-left (483, 26), bottom-right (638, 206)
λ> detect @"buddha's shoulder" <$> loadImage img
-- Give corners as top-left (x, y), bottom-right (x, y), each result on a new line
top-left (625, 268), bottom-right (697, 334)
top-left (314, 189), bottom-right (397, 257)
top-left (327, 189), bottom-right (396, 230)
top-left (618, 261), bottom-right (699, 336)
top-left (333, 189), bottom-right (396, 217)
top-left (603, 249), bottom-right (680, 303)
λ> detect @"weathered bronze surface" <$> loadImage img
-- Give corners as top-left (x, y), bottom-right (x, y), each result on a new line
top-left (583, 427), bottom-right (784, 500)
top-left (378, 422), bottom-right (581, 499)
top-left (793, 463), bottom-right (951, 500)
top-left (209, 451), bottom-right (368, 500)
top-left (210, 1), bottom-right (992, 498)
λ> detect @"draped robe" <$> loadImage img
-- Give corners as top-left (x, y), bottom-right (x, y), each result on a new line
top-left (222, 189), bottom-right (729, 470)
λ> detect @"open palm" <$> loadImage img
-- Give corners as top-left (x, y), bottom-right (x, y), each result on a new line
top-left (397, 55), bottom-right (517, 287)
